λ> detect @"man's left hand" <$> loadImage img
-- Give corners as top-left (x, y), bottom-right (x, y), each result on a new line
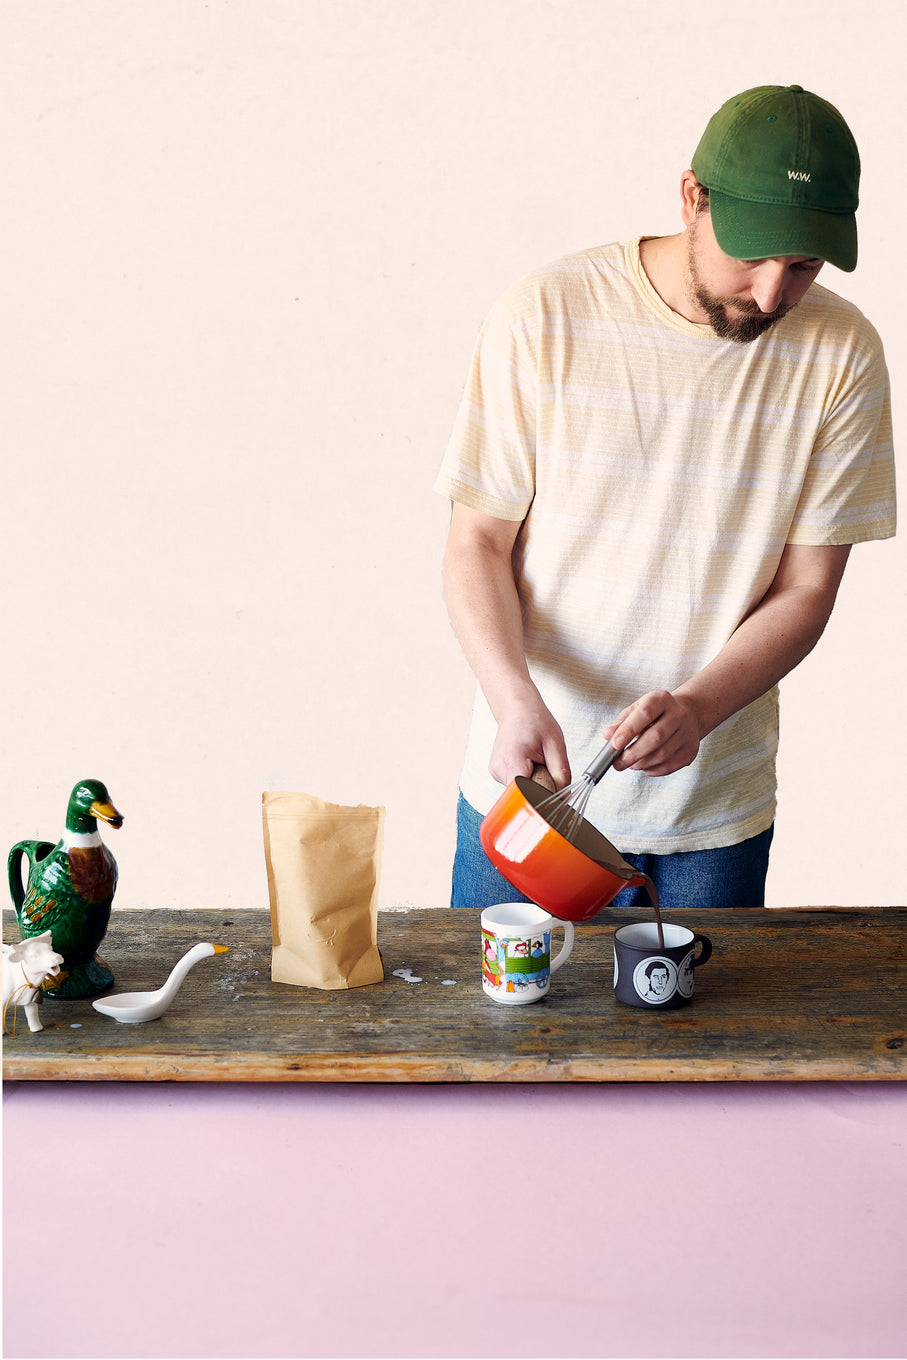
top-left (604, 691), bottom-right (702, 776)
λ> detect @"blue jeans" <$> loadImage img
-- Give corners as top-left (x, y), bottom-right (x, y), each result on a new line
top-left (450, 792), bottom-right (773, 912)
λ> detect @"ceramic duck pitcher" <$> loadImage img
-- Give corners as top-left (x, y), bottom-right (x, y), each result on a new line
top-left (7, 779), bottom-right (124, 999)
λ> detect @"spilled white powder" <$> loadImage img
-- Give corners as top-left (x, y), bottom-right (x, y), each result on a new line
top-left (392, 967), bottom-right (423, 984)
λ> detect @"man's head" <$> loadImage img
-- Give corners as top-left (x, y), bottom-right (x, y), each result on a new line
top-left (677, 85), bottom-right (859, 343)
top-left (691, 85), bottom-right (860, 272)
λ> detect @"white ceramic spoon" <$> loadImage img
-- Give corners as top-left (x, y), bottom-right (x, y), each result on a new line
top-left (92, 942), bottom-right (229, 1023)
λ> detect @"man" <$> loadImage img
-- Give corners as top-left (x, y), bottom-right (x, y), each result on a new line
top-left (435, 85), bottom-right (895, 912)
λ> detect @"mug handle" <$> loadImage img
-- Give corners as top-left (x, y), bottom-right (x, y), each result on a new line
top-left (549, 920), bottom-right (575, 974)
top-left (691, 933), bottom-right (712, 967)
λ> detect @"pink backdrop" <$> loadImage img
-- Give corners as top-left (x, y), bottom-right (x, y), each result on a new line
top-left (4, 1081), bottom-right (905, 1359)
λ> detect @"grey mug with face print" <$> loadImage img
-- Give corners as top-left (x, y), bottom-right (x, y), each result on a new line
top-left (613, 921), bottom-right (713, 1009)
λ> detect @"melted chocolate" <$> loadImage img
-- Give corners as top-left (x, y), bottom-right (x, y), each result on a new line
top-left (638, 872), bottom-right (665, 950)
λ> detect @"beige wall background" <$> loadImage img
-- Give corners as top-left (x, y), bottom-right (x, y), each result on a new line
top-left (4, 0), bottom-right (903, 912)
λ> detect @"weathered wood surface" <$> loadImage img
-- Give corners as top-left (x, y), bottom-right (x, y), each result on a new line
top-left (3, 907), bottom-right (905, 1082)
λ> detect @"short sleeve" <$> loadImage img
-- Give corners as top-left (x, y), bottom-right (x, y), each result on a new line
top-left (433, 285), bottom-right (539, 521)
top-left (787, 328), bottom-right (896, 546)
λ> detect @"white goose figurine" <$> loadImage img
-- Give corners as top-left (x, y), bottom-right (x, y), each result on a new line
top-left (92, 942), bottom-right (229, 1023)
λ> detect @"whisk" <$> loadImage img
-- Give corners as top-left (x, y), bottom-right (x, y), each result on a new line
top-left (532, 741), bottom-right (622, 843)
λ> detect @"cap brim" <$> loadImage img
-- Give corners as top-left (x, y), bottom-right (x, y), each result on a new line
top-left (708, 188), bottom-right (858, 272)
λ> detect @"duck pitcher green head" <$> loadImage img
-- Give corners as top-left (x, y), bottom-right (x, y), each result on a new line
top-left (691, 84), bottom-right (860, 271)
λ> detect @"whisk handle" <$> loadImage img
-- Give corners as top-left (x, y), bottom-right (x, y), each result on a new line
top-left (582, 742), bottom-right (621, 785)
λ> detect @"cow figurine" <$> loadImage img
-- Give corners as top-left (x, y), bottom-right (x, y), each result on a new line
top-left (2, 931), bottom-right (65, 1034)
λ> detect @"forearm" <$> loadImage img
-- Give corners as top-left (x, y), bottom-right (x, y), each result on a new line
top-left (609, 543), bottom-right (852, 775)
top-left (442, 532), bottom-right (539, 721)
top-left (442, 503), bottom-right (571, 785)
top-left (676, 577), bottom-right (840, 738)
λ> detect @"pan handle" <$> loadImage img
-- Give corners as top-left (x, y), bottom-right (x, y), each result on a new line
top-left (529, 764), bottom-right (557, 792)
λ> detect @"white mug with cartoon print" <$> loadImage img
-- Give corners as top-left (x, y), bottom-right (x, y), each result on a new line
top-left (481, 902), bottom-right (575, 1005)
top-left (613, 921), bottom-right (712, 1009)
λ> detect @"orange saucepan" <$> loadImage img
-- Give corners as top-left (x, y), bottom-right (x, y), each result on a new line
top-left (480, 775), bottom-right (648, 923)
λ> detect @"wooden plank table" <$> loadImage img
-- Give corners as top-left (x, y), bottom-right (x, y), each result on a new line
top-left (3, 906), bottom-right (905, 1081)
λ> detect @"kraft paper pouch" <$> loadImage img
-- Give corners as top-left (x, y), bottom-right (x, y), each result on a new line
top-left (263, 791), bottom-right (385, 989)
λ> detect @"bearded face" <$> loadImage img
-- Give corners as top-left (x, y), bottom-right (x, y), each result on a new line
top-left (686, 219), bottom-right (796, 342)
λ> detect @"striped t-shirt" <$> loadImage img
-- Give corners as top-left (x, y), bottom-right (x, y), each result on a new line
top-left (434, 237), bottom-right (896, 853)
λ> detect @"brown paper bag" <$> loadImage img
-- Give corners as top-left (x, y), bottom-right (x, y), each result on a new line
top-left (263, 791), bottom-right (385, 989)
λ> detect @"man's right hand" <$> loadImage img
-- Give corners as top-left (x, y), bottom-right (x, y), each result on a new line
top-left (489, 703), bottom-right (571, 789)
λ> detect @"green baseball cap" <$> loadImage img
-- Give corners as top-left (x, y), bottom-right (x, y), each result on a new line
top-left (691, 85), bottom-right (860, 271)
